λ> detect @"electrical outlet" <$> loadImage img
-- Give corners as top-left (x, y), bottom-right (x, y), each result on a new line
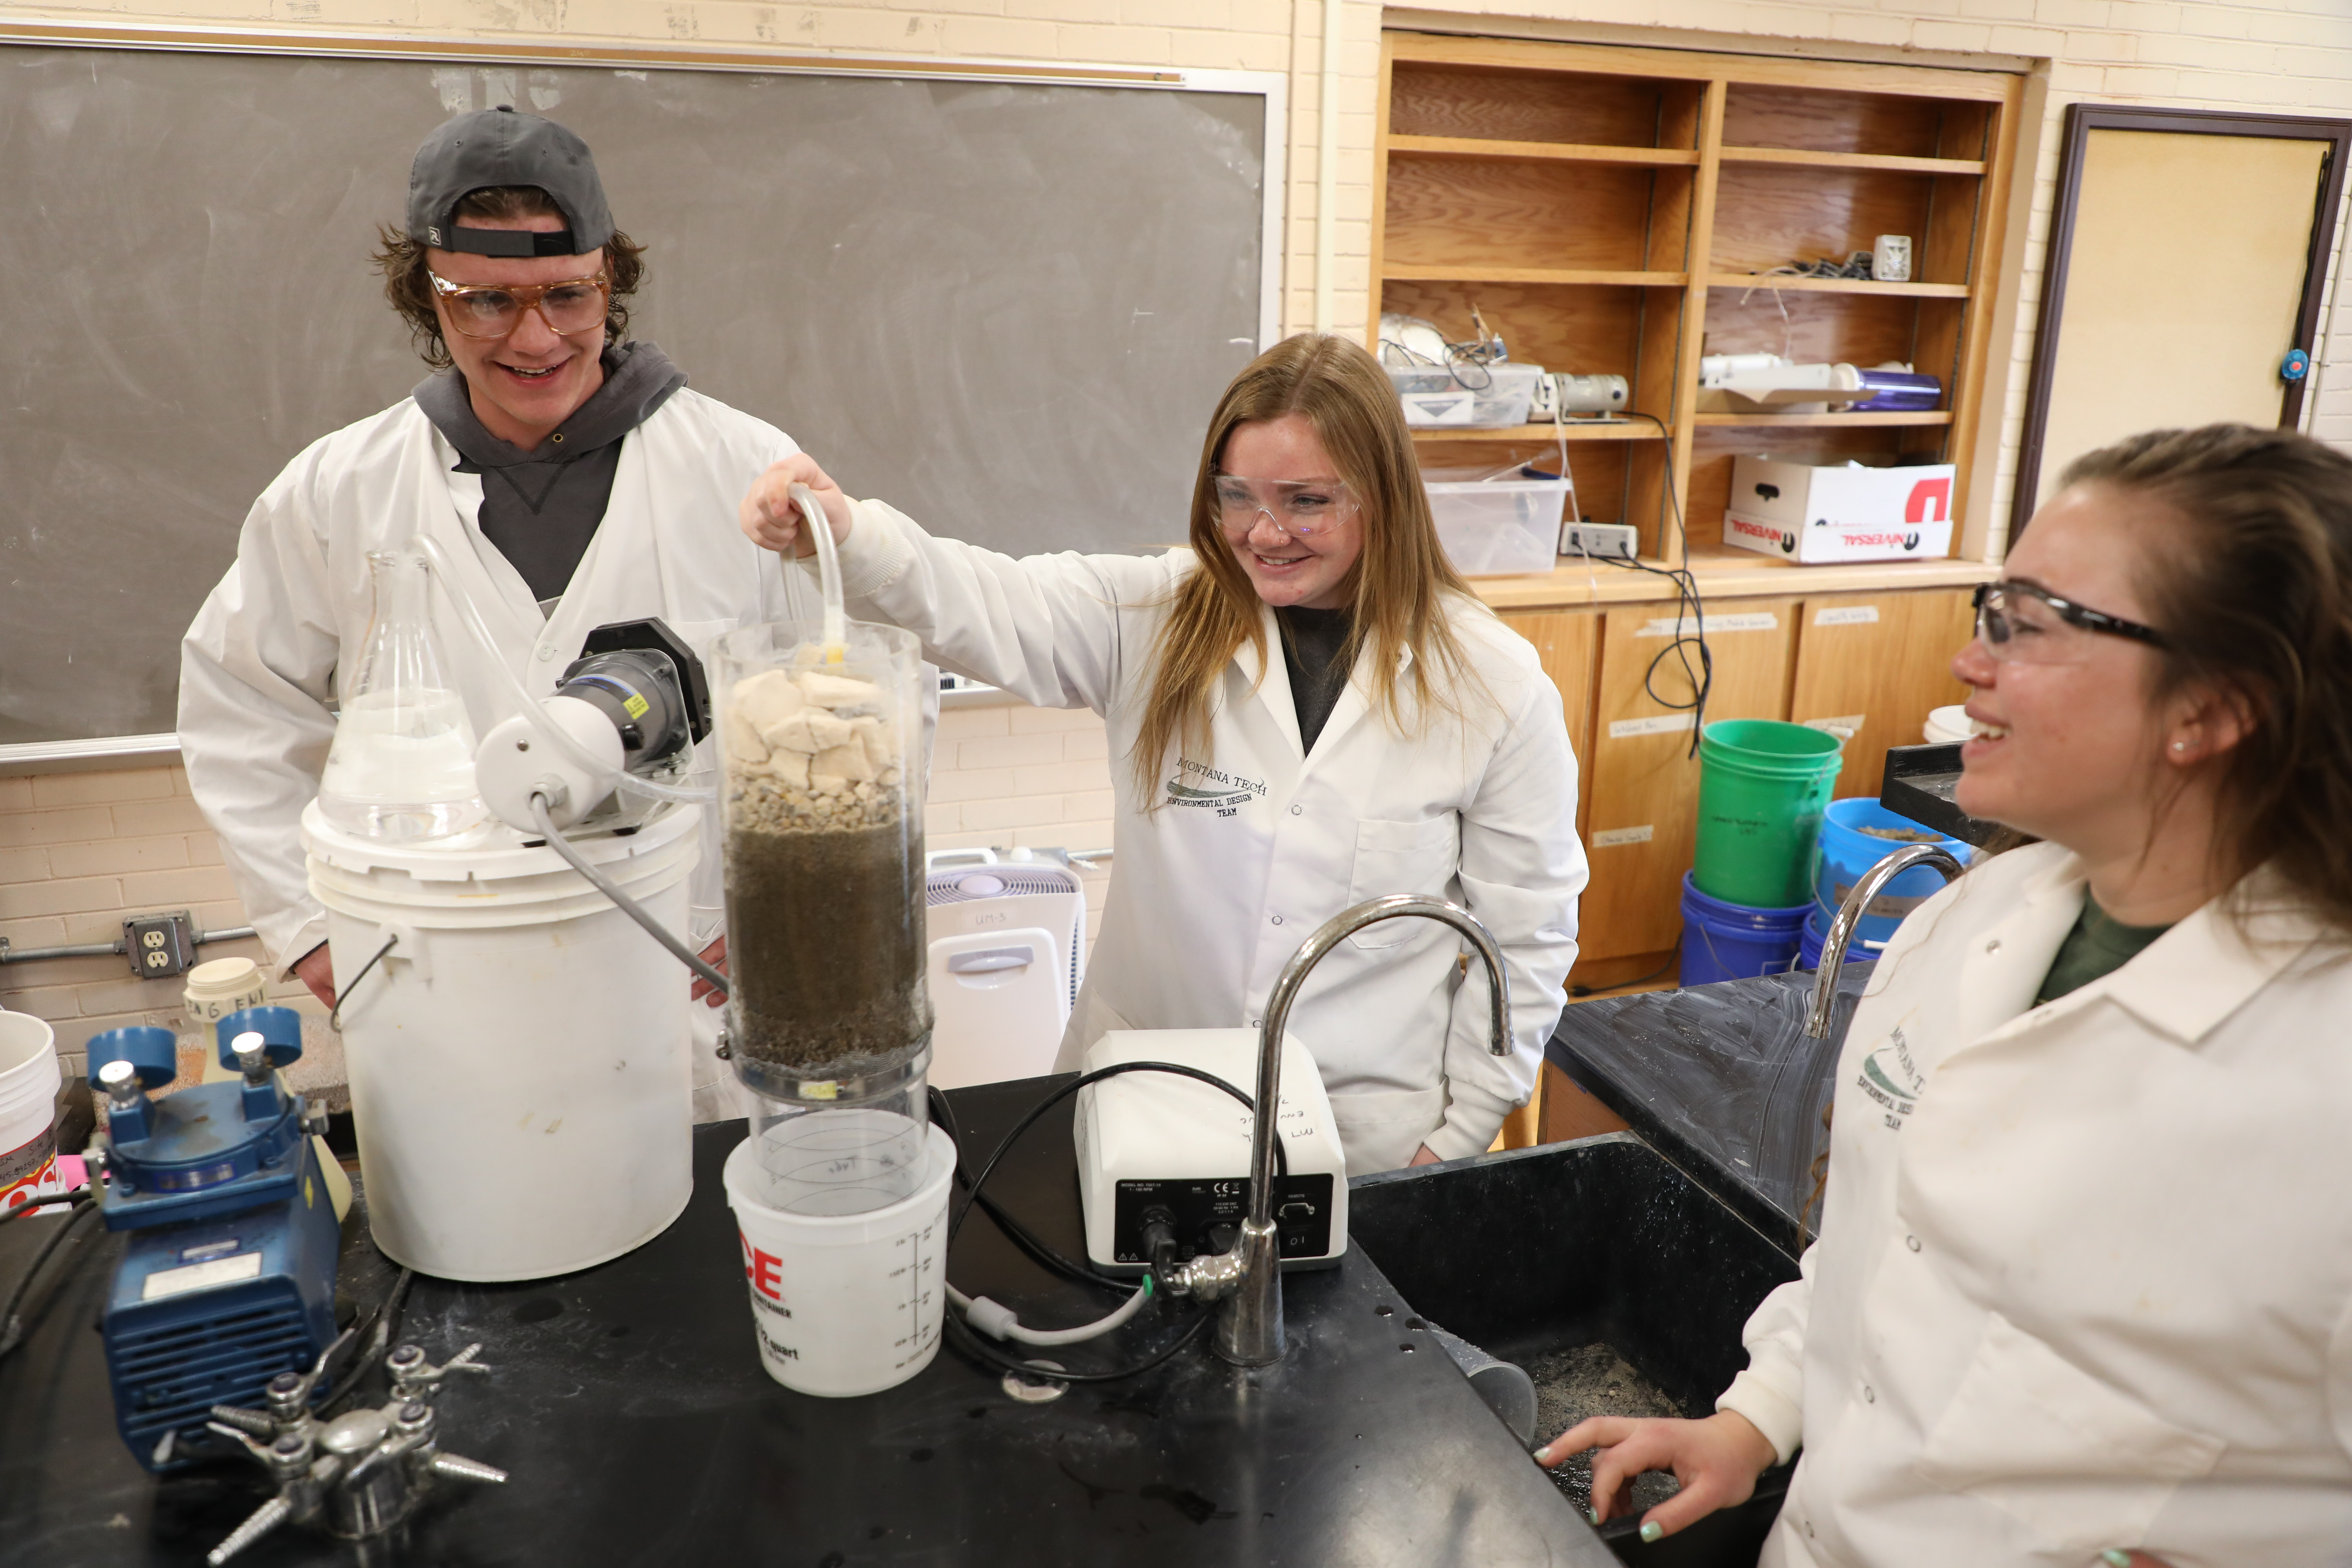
top-left (1561, 523), bottom-right (1639, 561)
top-left (124, 911), bottom-right (197, 981)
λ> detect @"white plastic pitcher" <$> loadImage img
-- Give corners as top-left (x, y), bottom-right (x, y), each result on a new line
top-left (0, 1011), bottom-right (61, 1215)
top-left (724, 1123), bottom-right (954, 1397)
top-left (304, 800), bottom-right (701, 1281)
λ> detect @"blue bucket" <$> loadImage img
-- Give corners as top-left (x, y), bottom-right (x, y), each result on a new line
top-left (1811, 799), bottom-right (1970, 945)
top-left (1679, 873), bottom-right (1813, 987)
top-left (1797, 903), bottom-right (1889, 971)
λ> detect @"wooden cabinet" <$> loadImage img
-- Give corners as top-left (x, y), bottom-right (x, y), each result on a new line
top-left (1496, 608), bottom-right (1600, 836)
top-left (1787, 586), bottom-right (1975, 799)
top-left (1578, 598), bottom-right (1797, 959)
top-left (1373, 33), bottom-right (2023, 570)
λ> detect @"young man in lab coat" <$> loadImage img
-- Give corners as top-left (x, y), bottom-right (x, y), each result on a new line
top-left (179, 108), bottom-right (865, 1121)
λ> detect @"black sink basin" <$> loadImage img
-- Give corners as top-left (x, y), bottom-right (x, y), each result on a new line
top-left (1350, 1134), bottom-right (1801, 1565)
top-left (1547, 966), bottom-right (1871, 1255)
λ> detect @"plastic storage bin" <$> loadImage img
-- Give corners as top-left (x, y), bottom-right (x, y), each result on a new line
top-left (1388, 362), bottom-right (1544, 428)
top-left (1425, 477), bottom-right (1572, 576)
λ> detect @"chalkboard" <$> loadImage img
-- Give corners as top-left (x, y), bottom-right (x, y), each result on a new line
top-left (0, 43), bottom-right (1278, 746)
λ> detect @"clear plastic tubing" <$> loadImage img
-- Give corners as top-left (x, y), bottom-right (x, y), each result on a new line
top-left (409, 534), bottom-right (713, 807)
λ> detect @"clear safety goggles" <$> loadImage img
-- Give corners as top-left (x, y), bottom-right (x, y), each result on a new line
top-left (1211, 475), bottom-right (1358, 539)
top-left (429, 271), bottom-right (611, 340)
top-left (1971, 579), bottom-right (2168, 666)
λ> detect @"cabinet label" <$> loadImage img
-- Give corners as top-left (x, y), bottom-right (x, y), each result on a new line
top-left (1608, 713), bottom-right (1697, 739)
top-left (1814, 606), bottom-right (1881, 626)
top-left (1804, 714), bottom-right (1865, 737)
top-left (1591, 825), bottom-right (1654, 848)
top-left (1637, 611), bottom-right (1778, 638)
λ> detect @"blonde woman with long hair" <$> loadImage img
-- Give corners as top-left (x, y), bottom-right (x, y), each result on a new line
top-left (738, 335), bottom-right (1586, 1172)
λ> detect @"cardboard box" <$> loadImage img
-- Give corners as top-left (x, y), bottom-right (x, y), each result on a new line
top-left (1722, 455), bottom-right (1956, 564)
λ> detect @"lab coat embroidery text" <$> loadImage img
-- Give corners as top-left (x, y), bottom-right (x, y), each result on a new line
top-left (1165, 759), bottom-right (1267, 816)
top-left (1857, 1026), bottom-right (1924, 1129)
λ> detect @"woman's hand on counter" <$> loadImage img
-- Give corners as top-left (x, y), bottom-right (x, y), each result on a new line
top-left (1536, 1409), bottom-right (1776, 1542)
top-left (693, 936), bottom-right (728, 1009)
top-left (1408, 1144), bottom-right (1441, 1167)
top-left (740, 456), bottom-right (853, 558)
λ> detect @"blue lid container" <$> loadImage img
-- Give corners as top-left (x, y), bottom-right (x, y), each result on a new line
top-left (1679, 873), bottom-right (1812, 987)
top-left (1811, 798), bottom-right (1970, 945)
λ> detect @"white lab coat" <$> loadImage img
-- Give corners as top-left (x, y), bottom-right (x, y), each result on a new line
top-left (1717, 841), bottom-right (2352, 1568)
top-left (821, 499), bottom-right (1586, 1170)
top-left (179, 389), bottom-right (846, 1122)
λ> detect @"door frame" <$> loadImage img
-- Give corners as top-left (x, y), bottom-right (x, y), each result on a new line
top-left (2010, 104), bottom-right (2351, 536)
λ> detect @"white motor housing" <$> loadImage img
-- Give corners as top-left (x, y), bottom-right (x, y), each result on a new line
top-left (475, 695), bottom-right (624, 831)
top-left (1073, 1028), bottom-right (1348, 1276)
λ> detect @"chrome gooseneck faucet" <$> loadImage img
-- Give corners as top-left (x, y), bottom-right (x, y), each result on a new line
top-left (1185, 894), bottom-right (1512, 1368)
top-left (1804, 843), bottom-right (1965, 1039)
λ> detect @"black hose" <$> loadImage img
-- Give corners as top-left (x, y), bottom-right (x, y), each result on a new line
top-left (528, 793), bottom-right (729, 997)
top-left (927, 1086), bottom-right (1127, 1294)
top-left (0, 1194), bottom-right (99, 1360)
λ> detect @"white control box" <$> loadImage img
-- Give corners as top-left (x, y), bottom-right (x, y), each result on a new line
top-left (1073, 1029), bottom-right (1349, 1276)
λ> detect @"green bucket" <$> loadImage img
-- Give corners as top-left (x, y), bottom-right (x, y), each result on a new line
top-left (1693, 719), bottom-right (1846, 908)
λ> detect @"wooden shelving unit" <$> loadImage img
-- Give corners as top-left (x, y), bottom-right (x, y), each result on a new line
top-left (1375, 32), bottom-right (2025, 982)
top-left (1372, 31), bottom-right (2024, 576)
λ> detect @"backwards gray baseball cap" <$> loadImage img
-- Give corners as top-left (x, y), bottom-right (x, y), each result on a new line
top-left (407, 106), bottom-right (614, 259)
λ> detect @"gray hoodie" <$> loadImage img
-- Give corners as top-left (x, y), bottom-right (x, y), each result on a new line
top-left (412, 340), bottom-right (687, 606)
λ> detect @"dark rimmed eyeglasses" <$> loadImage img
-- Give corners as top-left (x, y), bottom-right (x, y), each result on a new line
top-left (1971, 580), bottom-right (2169, 666)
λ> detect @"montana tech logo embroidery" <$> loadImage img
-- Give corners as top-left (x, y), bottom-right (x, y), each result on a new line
top-left (1856, 1026), bottom-right (1925, 1130)
top-left (1163, 760), bottom-right (1267, 817)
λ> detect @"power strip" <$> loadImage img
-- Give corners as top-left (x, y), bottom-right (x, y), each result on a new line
top-left (1560, 523), bottom-right (1639, 561)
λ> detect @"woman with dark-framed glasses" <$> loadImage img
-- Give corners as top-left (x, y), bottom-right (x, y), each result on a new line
top-left (1544, 424), bottom-right (2352, 1568)
top-left (737, 334), bottom-right (1587, 1174)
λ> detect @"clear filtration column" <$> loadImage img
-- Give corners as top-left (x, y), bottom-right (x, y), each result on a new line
top-left (712, 619), bottom-right (933, 1216)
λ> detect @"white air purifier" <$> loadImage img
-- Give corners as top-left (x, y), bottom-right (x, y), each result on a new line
top-left (923, 851), bottom-right (1086, 1089)
top-left (1073, 1028), bottom-right (1349, 1277)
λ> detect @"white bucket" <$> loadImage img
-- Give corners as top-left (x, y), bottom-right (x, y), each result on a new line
top-left (304, 800), bottom-right (702, 1282)
top-left (1924, 704), bottom-right (1972, 745)
top-left (0, 1011), bottom-right (61, 1216)
top-left (724, 1122), bottom-right (954, 1397)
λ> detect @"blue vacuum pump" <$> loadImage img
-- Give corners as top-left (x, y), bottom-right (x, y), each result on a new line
top-left (85, 1007), bottom-right (340, 1471)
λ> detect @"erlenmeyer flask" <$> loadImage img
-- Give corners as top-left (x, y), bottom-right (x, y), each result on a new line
top-left (317, 549), bottom-right (489, 842)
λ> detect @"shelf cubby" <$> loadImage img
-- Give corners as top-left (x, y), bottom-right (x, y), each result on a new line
top-left (1374, 31), bottom-right (2021, 574)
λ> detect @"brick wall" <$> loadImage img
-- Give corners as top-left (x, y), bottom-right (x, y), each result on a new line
top-left (0, 705), bottom-right (1115, 1076)
top-left (0, 767), bottom-right (303, 1079)
top-left (923, 699), bottom-right (1118, 954)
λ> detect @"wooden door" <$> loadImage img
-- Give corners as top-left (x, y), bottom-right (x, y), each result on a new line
top-left (2018, 110), bottom-right (2348, 518)
top-left (1787, 587), bottom-right (1975, 801)
top-left (1578, 598), bottom-right (1798, 958)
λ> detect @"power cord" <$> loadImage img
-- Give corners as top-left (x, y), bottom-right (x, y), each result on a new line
top-left (0, 1191), bottom-right (98, 1361)
top-left (1606, 412), bottom-right (1713, 758)
top-left (927, 1087), bottom-right (1126, 1293)
top-left (935, 1062), bottom-right (1288, 1383)
top-left (945, 1302), bottom-right (1213, 1386)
